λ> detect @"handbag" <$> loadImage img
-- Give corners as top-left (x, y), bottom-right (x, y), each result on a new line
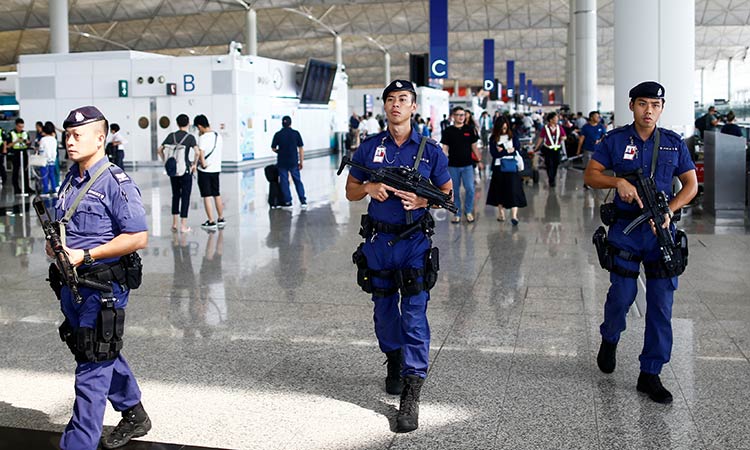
top-left (29, 154), bottom-right (48, 167)
top-left (471, 151), bottom-right (480, 162)
top-left (499, 157), bottom-right (518, 173)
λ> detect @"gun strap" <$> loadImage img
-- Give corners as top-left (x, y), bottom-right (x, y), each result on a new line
top-left (650, 128), bottom-right (660, 179)
top-left (405, 136), bottom-right (429, 225)
top-left (60, 162), bottom-right (114, 246)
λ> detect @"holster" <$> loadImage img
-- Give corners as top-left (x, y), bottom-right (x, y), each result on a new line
top-left (592, 226), bottom-right (641, 279)
top-left (423, 247), bottom-right (440, 291)
top-left (48, 263), bottom-right (64, 300)
top-left (644, 229), bottom-right (688, 279)
top-left (120, 252), bottom-right (143, 289)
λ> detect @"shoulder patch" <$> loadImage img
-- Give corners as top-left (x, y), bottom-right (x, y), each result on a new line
top-left (108, 166), bottom-right (130, 184)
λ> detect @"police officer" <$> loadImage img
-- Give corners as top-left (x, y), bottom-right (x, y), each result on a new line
top-left (4, 117), bottom-right (32, 194)
top-left (50, 106), bottom-right (151, 448)
top-left (584, 82), bottom-right (698, 403)
top-left (345, 80), bottom-right (452, 432)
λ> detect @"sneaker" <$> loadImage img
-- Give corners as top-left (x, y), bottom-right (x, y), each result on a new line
top-left (217, 218), bottom-right (226, 228)
top-left (511, 218), bottom-right (519, 226)
top-left (301, 202), bottom-right (308, 209)
top-left (637, 372), bottom-right (673, 404)
top-left (451, 215), bottom-right (461, 224)
top-left (280, 202), bottom-right (293, 208)
top-left (200, 220), bottom-right (217, 229)
top-left (466, 213), bottom-right (475, 223)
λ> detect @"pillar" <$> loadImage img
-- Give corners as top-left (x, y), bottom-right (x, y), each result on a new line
top-left (567, 4), bottom-right (577, 112)
top-left (575, 0), bottom-right (597, 115)
top-left (49, 0), bottom-right (69, 54)
top-left (384, 51), bottom-right (391, 86)
top-left (614, 0), bottom-right (695, 133)
top-left (246, 9), bottom-right (257, 56)
top-left (335, 35), bottom-right (343, 68)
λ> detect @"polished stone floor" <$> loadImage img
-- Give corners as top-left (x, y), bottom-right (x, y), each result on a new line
top-left (1, 156), bottom-right (749, 449)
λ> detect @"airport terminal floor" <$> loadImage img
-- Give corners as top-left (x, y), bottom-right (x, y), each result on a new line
top-left (1, 154), bottom-right (750, 449)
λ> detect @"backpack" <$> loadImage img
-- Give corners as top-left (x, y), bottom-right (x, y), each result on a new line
top-left (694, 114), bottom-right (707, 134)
top-left (163, 132), bottom-right (192, 177)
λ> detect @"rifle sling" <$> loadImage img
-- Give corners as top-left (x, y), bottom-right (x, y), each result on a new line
top-left (651, 128), bottom-right (660, 179)
top-left (405, 136), bottom-right (429, 225)
top-left (60, 162), bottom-right (115, 247)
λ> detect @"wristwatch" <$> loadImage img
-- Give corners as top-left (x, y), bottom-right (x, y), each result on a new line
top-left (83, 249), bottom-right (95, 265)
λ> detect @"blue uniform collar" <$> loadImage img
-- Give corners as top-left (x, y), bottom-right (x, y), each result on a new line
top-left (383, 127), bottom-right (422, 147)
top-left (626, 122), bottom-right (657, 144)
top-left (70, 156), bottom-right (110, 186)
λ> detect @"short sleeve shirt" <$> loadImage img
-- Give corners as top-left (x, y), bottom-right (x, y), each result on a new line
top-left (440, 125), bottom-right (478, 167)
top-left (350, 128), bottom-right (450, 225)
top-left (197, 131), bottom-right (222, 173)
top-left (271, 127), bottom-right (304, 168)
top-left (593, 123), bottom-right (696, 211)
top-left (55, 157), bottom-right (148, 263)
top-left (580, 122), bottom-right (607, 151)
top-left (162, 130), bottom-right (197, 155)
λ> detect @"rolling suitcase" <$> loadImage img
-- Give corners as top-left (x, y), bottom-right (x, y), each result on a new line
top-left (264, 164), bottom-right (282, 208)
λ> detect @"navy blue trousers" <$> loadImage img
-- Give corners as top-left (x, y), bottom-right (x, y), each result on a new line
top-left (600, 220), bottom-right (678, 375)
top-left (362, 231), bottom-right (431, 378)
top-left (59, 283), bottom-right (142, 450)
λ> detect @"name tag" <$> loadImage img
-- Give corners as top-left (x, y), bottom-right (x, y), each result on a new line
top-left (373, 146), bottom-right (386, 163)
top-left (623, 145), bottom-right (637, 160)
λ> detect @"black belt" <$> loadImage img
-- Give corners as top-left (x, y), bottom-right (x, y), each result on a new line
top-left (369, 213), bottom-right (432, 235)
top-left (78, 261), bottom-right (127, 285)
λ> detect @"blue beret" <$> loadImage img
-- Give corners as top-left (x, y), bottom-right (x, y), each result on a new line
top-left (382, 80), bottom-right (417, 100)
top-left (63, 106), bottom-right (107, 129)
top-left (629, 81), bottom-right (665, 100)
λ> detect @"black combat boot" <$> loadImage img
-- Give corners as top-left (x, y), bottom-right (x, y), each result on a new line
top-left (101, 402), bottom-right (152, 449)
top-left (384, 350), bottom-right (403, 395)
top-left (597, 338), bottom-right (617, 374)
top-left (396, 375), bottom-right (424, 433)
top-left (637, 371), bottom-right (673, 404)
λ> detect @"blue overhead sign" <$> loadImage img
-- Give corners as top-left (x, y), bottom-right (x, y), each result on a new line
top-left (506, 61), bottom-right (514, 96)
top-left (429, 0), bottom-right (448, 79)
top-left (483, 39), bottom-right (494, 92)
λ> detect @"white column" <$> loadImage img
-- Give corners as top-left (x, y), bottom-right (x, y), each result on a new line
top-left (384, 52), bottom-right (391, 86)
top-left (49, 0), bottom-right (69, 54)
top-left (453, 79), bottom-right (460, 96)
top-left (700, 67), bottom-right (705, 105)
top-left (575, 0), bottom-right (597, 115)
top-left (614, 0), bottom-right (695, 134)
top-left (334, 35), bottom-right (343, 68)
top-left (567, 3), bottom-right (577, 112)
top-left (246, 9), bottom-right (257, 56)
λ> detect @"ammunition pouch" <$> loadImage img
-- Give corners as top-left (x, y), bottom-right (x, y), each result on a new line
top-left (599, 203), bottom-right (619, 226)
top-left (78, 252), bottom-right (142, 290)
top-left (58, 296), bottom-right (125, 363)
top-left (352, 243), bottom-right (439, 297)
top-left (643, 229), bottom-right (688, 279)
top-left (592, 226), bottom-right (641, 279)
top-left (48, 263), bottom-right (64, 300)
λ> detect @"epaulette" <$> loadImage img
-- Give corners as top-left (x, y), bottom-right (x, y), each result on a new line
top-left (361, 131), bottom-right (385, 144)
top-left (108, 164), bottom-right (131, 184)
top-left (659, 127), bottom-right (683, 141)
top-left (604, 125), bottom-right (629, 137)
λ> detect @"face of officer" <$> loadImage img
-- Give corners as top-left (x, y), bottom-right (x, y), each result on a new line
top-left (66, 121), bottom-right (107, 163)
top-left (629, 97), bottom-right (663, 129)
top-left (15, 122), bottom-right (24, 132)
top-left (384, 91), bottom-right (417, 127)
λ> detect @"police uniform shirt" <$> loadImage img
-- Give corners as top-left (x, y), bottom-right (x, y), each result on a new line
top-left (592, 123), bottom-right (695, 211)
top-left (440, 125), bottom-right (479, 167)
top-left (55, 157), bottom-right (148, 262)
top-left (350, 128), bottom-right (450, 225)
top-left (271, 127), bottom-right (304, 168)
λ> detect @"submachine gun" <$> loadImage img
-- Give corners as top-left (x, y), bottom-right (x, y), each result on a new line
top-left (620, 169), bottom-right (687, 277)
top-left (337, 155), bottom-right (458, 214)
top-left (33, 197), bottom-right (109, 304)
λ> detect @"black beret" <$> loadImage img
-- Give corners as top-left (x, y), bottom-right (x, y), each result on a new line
top-left (63, 106), bottom-right (107, 129)
top-left (382, 80), bottom-right (417, 100)
top-left (629, 81), bottom-right (665, 100)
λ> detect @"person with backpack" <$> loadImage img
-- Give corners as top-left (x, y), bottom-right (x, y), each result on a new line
top-left (158, 114), bottom-right (197, 233)
top-left (194, 114), bottom-right (225, 230)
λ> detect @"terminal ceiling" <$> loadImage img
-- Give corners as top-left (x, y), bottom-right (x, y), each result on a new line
top-left (0, 0), bottom-right (748, 88)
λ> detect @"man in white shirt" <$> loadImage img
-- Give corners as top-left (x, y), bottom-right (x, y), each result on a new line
top-left (194, 114), bottom-right (225, 230)
top-left (105, 123), bottom-right (127, 169)
top-left (365, 112), bottom-right (380, 136)
top-left (38, 121), bottom-right (58, 194)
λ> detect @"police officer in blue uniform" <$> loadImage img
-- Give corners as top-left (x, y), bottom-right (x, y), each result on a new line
top-left (345, 80), bottom-right (452, 432)
top-left (50, 106), bottom-right (151, 448)
top-left (584, 82), bottom-right (698, 403)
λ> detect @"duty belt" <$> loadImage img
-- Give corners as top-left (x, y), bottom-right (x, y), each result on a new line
top-left (360, 212), bottom-right (435, 246)
top-left (77, 261), bottom-right (128, 286)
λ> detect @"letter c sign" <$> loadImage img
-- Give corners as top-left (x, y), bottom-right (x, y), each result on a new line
top-left (431, 59), bottom-right (447, 78)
